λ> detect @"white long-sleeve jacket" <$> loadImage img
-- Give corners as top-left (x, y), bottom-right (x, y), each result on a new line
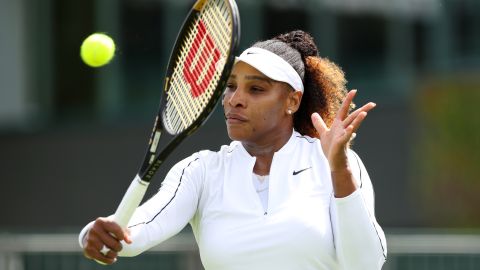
top-left (80, 130), bottom-right (387, 269)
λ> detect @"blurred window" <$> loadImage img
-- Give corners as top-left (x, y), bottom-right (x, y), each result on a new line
top-left (336, 14), bottom-right (387, 77)
top-left (413, 21), bottom-right (427, 68)
top-left (452, 0), bottom-right (477, 58)
top-left (262, 6), bottom-right (307, 40)
top-left (120, 1), bottom-right (165, 115)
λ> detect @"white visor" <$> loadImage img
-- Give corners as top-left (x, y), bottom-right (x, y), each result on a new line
top-left (235, 47), bottom-right (304, 93)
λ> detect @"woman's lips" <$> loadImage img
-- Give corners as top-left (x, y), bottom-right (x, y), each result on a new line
top-left (225, 113), bottom-right (248, 124)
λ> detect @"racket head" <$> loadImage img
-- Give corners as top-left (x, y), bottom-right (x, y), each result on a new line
top-left (161, 0), bottom-right (240, 135)
top-left (109, 1), bottom-right (240, 235)
top-left (138, 0), bottom-right (240, 180)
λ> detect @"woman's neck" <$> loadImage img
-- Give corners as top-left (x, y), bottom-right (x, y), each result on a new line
top-left (242, 128), bottom-right (292, 175)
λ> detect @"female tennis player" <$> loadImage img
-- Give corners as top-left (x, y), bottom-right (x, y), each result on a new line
top-left (80, 30), bottom-right (387, 269)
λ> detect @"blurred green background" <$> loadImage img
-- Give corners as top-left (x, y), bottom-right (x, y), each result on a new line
top-left (1, 0), bottom-right (480, 269)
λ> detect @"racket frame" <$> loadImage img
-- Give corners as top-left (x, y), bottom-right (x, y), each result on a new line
top-left (138, 0), bottom-right (240, 182)
top-left (110, 0), bottom-right (240, 230)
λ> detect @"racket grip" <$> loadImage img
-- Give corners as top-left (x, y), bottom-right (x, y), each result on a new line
top-left (112, 175), bottom-right (150, 228)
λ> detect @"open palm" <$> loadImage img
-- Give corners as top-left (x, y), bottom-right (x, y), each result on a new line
top-left (311, 90), bottom-right (376, 172)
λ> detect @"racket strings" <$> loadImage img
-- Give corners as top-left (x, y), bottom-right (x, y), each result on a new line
top-left (166, 29), bottom-right (211, 131)
top-left (203, 0), bottom-right (230, 53)
top-left (165, 35), bottom-right (204, 130)
top-left (168, 8), bottom-right (229, 127)
top-left (164, 0), bottom-right (233, 134)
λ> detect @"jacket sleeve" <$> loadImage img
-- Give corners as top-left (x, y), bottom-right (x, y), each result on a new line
top-left (330, 149), bottom-right (387, 269)
top-left (78, 153), bottom-right (204, 257)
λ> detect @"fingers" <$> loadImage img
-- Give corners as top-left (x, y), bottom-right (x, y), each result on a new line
top-left (350, 111), bottom-right (368, 133)
top-left (340, 99), bottom-right (373, 144)
top-left (97, 232), bottom-right (123, 254)
top-left (83, 239), bottom-right (118, 265)
top-left (85, 246), bottom-right (118, 265)
top-left (101, 220), bottom-right (126, 251)
top-left (93, 218), bottom-right (124, 252)
top-left (311, 112), bottom-right (328, 136)
top-left (343, 111), bottom-right (368, 142)
top-left (123, 228), bottom-right (133, 244)
top-left (337, 89), bottom-right (357, 120)
top-left (83, 217), bottom-right (126, 265)
top-left (343, 102), bottom-right (376, 129)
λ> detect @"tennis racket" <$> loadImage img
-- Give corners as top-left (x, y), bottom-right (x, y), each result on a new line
top-left (111, 0), bottom-right (240, 230)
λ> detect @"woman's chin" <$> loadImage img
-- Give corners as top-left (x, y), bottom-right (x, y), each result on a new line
top-left (226, 127), bottom-right (247, 141)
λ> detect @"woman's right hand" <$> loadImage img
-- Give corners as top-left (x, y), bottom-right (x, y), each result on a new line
top-left (82, 217), bottom-right (132, 264)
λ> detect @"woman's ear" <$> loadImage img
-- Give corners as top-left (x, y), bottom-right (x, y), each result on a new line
top-left (286, 90), bottom-right (302, 114)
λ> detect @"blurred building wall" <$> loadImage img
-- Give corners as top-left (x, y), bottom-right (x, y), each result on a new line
top-left (1, 0), bottom-right (479, 230)
top-left (0, 0), bottom-right (29, 127)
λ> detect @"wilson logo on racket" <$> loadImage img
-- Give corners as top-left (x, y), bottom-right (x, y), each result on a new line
top-left (183, 21), bottom-right (221, 98)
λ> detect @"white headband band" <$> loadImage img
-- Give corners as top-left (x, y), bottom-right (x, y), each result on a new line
top-left (235, 47), bottom-right (304, 93)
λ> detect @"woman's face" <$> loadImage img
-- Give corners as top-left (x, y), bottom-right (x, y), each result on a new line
top-left (222, 61), bottom-right (299, 144)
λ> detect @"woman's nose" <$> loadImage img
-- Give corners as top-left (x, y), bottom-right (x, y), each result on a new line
top-left (226, 88), bottom-right (246, 108)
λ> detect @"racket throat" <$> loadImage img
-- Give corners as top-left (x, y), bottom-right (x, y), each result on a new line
top-left (150, 131), bottom-right (162, 154)
top-left (141, 158), bottom-right (165, 181)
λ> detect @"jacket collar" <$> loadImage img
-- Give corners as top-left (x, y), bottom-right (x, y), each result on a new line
top-left (231, 129), bottom-right (300, 160)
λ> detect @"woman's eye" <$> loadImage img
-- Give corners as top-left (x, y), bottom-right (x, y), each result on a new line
top-left (250, 86), bottom-right (264, 92)
top-left (226, 83), bottom-right (236, 91)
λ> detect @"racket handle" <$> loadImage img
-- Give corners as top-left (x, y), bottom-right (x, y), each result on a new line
top-left (93, 176), bottom-right (148, 265)
top-left (112, 175), bottom-right (150, 228)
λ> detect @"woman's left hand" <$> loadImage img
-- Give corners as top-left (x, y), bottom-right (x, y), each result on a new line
top-left (311, 89), bottom-right (376, 172)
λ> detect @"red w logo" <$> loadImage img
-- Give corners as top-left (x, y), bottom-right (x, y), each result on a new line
top-left (183, 21), bottom-right (221, 98)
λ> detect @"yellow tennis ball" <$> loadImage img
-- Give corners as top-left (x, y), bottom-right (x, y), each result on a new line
top-left (80, 33), bottom-right (115, 67)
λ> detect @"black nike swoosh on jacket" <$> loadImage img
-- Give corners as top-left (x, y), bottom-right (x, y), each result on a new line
top-left (292, 166), bottom-right (312, 175)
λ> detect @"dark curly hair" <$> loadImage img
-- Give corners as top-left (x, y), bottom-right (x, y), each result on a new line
top-left (252, 30), bottom-right (351, 138)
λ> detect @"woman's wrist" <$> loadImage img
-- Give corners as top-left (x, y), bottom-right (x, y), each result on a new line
top-left (328, 152), bottom-right (349, 172)
top-left (331, 168), bottom-right (357, 198)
